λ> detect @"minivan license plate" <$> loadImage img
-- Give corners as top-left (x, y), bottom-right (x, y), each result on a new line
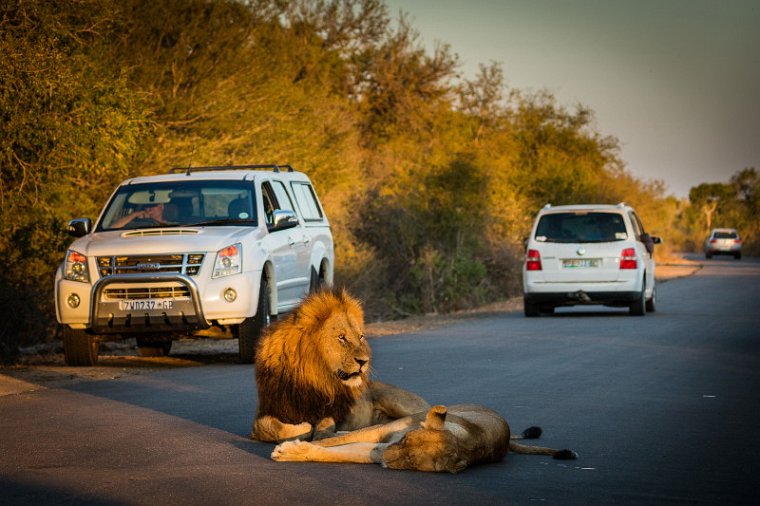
top-left (562, 258), bottom-right (600, 268)
top-left (119, 299), bottom-right (174, 311)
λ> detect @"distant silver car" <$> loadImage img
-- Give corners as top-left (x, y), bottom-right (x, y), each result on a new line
top-left (704, 228), bottom-right (742, 259)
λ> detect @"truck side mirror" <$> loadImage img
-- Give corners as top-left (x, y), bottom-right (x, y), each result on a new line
top-left (66, 218), bottom-right (91, 237)
top-left (269, 210), bottom-right (298, 231)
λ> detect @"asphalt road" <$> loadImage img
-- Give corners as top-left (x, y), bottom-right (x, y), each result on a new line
top-left (2, 256), bottom-right (759, 505)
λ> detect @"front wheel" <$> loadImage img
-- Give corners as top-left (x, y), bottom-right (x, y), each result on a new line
top-left (62, 326), bottom-right (99, 366)
top-left (237, 277), bottom-right (271, 363)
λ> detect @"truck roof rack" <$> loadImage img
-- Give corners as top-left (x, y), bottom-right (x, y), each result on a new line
top-left (168, 164), bottom-right (296, 175)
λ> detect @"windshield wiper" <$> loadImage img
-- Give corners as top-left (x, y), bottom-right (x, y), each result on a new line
top-left (184, 219), bottom-right (253, 227)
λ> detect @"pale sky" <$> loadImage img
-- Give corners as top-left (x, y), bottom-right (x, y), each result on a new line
top-left (385, 0), bottom-right (760, 198)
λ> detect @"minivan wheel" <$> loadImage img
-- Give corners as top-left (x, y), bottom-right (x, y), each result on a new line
top-left (62, 326), bottom-right (99, 366)
top-left (630, 278), bottom-right (646, 316)
top-left (237, 277), bottom-right (270, 363)
top-left (645, 284), bottom-right (656, 313)
top-left (524, 298), bottom-right (540, 317)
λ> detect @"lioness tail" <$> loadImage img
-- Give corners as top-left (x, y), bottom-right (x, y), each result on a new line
top-left (508, 441), bottom-right (578, 460)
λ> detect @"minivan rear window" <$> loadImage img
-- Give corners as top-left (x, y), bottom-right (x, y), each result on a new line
top-left (535, 212), bottom-right (628, 243)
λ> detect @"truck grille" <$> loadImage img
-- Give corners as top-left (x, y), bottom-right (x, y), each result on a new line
top-left (102, 286), bottom-right (192, 300)
top-left (96, 254), bottom-right (204, 277)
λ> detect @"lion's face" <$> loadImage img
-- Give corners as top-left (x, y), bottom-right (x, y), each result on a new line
top-left (261, 288), bottom-right (371, 392)
top-left (318, 308), bottom-right (370, 389)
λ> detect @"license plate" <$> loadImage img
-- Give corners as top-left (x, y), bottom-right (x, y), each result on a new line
top-left (119, 299), bottom-right (174, 311)
top-left (562, 258), bottom-right (601, 268)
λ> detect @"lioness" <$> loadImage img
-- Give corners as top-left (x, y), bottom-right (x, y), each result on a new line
top-left (252, 289), bottom-right (430, 443)
top-left (271, 404), bottom-right (578, 473)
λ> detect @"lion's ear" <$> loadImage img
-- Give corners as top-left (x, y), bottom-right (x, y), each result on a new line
top-left (421, 405), bottom-right (447, 430)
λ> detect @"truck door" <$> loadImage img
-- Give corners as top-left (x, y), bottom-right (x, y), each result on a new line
top-left (261, 180), bottom-right (310, 310)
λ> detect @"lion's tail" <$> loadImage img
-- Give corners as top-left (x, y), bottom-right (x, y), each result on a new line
top-left (508, 440), bottom-right (578, 460)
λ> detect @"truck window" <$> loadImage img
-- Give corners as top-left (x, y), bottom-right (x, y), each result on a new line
top-left (290, 182), bottom-right (324, 221)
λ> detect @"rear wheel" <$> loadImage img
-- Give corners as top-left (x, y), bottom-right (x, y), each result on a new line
top-left (309, 266), bottom-right (324, 293)
top-left (237, 277), bottom-right (271, 363)
top-left (136, 337), bottom-right (172, 357)
top-left (630, 278), bottom-right (646, 316)
top-left (645, 283), bottom-right (656, 313)
top-left (62, 327), bottom-right (99, 366)
top-left (735, 252), bottom-right (742, 260)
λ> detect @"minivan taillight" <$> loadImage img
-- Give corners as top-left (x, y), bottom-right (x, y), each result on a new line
top-left (620, 248), bottom-right (637, 269)
top-left (526, 249), bottom-right (542, 271)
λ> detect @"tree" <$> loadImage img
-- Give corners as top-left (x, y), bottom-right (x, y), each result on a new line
top-left (0, 0), bottom-right (152, 360)
top-left (0, 0), bottom-right (695, 360)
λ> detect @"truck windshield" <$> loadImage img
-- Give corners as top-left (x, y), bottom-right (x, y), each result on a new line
top-left (535, 212), bottom-right (628, 243)
top-left (97, 180), bottom-right (257, 231)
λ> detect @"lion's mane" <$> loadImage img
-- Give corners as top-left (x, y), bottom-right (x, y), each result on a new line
top-left (254, 289), bottom-right (369, 428)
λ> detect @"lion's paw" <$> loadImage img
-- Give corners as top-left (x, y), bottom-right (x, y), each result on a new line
top-left (277, 422), bottom-right (313, 442)
top-left (271, 440), bottom-right (315, 462)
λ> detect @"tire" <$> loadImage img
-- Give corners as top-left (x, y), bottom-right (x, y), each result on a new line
top-left (136, 337), bottom-right (172, 357)
top-left (62, 326), bottom-right (99, 366)
top-left (309, 266), bottom-right (324, 293)
top-left (705, 252), bottom-right (712, 259)
top-left (629, 277), bottom-right (646, 316)
top-left (524, 298), bottom-right (540, 317)
top-left (735, 252), bottom-right (742, 260)
top-left (645, 284), bottom-right (656, 313)
top-left (237, 277), bottom-right (271, 363)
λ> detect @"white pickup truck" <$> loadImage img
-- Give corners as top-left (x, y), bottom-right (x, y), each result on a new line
top-left (55, 165), bottom-right (334, 365)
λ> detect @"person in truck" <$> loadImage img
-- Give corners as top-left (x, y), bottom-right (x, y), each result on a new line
top-left (111, 202), bottom-right (169, 228)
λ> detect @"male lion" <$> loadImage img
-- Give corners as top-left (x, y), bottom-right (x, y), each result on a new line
top-left (251, 288), bottom-right (430, 443)
top-left (271, 404), bottom-right (578, 473)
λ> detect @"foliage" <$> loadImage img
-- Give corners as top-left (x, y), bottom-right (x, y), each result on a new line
top-left (678, 168), bottom-right (760, 254)
top-left (0, 0), bottom-right (153, 359)
top-left (2, 0), bottom-right (754, 360)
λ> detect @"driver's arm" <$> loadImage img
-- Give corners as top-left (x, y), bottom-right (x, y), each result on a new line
top-left (111, 209), bottom-right (146, 228)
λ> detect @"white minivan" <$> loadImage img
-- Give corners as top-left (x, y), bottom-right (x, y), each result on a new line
top-left (55, 165), bottom-right (334, 365)
top-left (522, 203), bottom-right (660, 317)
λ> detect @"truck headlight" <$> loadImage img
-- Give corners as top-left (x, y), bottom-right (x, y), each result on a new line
top-left (64, 250), bottom-right (90, 283)
top-left (213, 243), bottom-right (242, 278)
